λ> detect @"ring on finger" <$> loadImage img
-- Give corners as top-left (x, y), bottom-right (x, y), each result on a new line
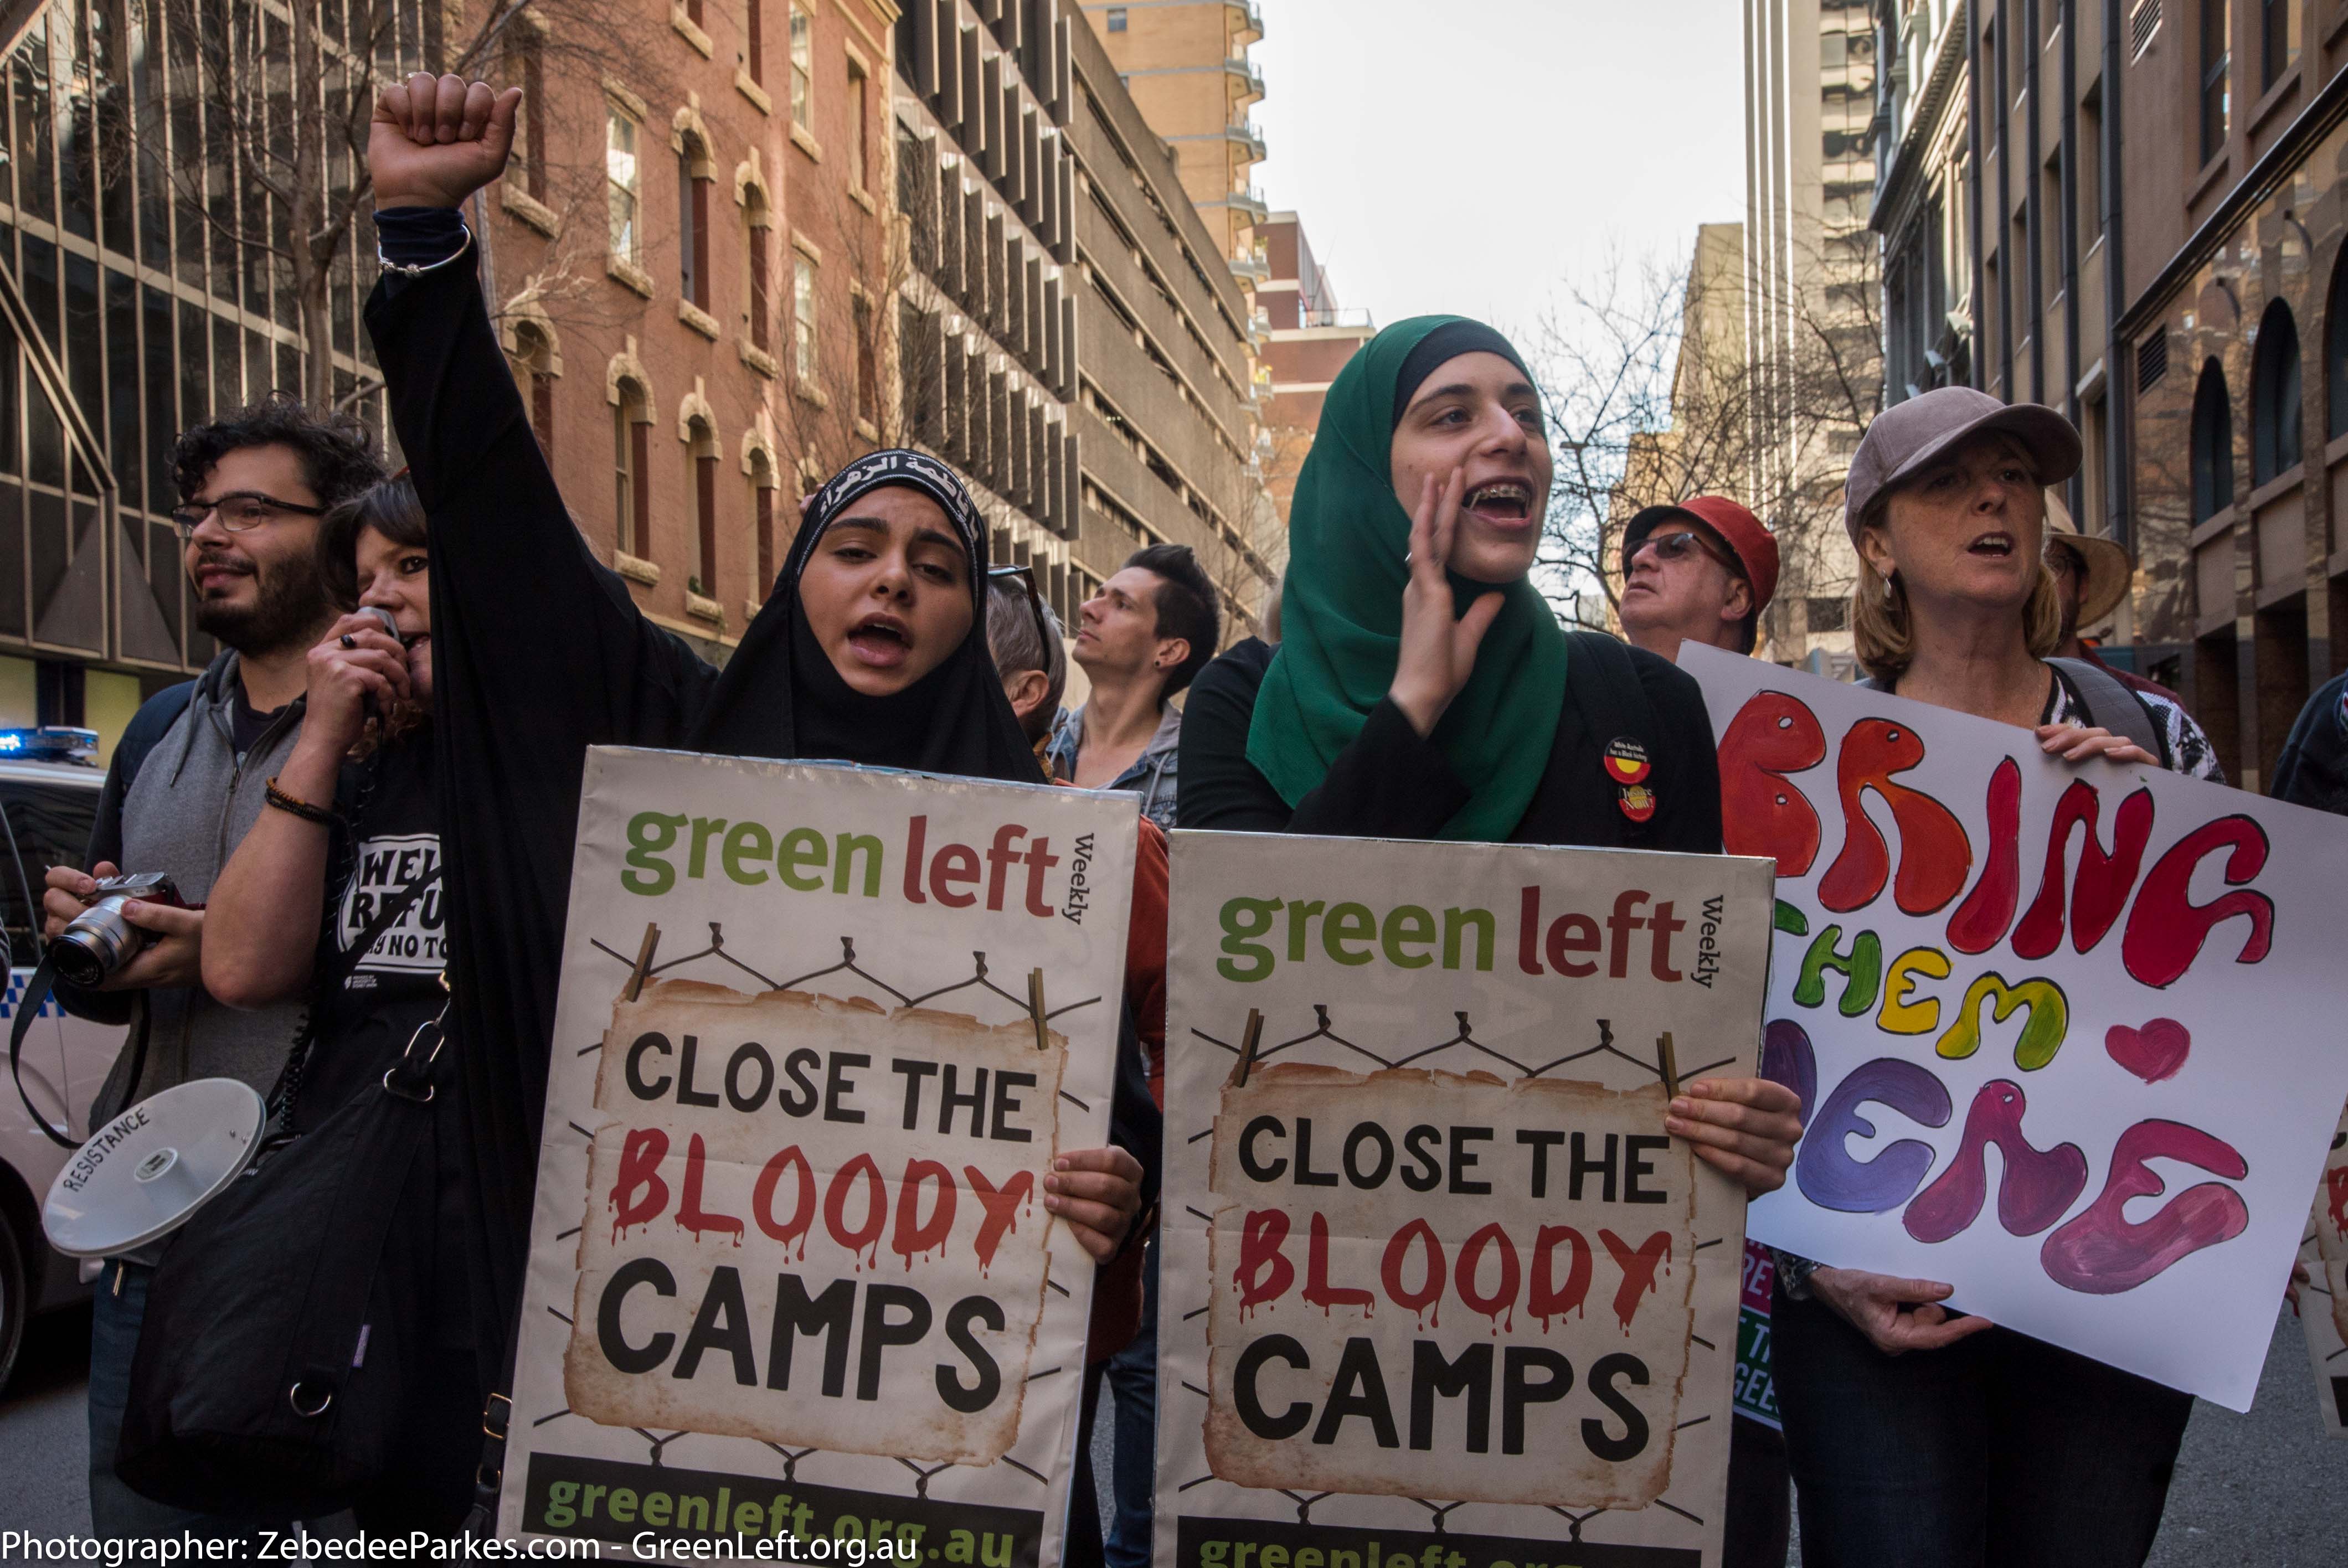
top-left (339, 633), bottom-right (356, 649)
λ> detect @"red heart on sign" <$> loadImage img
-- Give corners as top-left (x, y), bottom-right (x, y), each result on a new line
top-left (2105, 1019), bottom-right (2191, 1084)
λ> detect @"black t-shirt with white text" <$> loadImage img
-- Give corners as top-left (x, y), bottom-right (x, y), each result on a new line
top-left (289, 726), bottom-right (468, 1345)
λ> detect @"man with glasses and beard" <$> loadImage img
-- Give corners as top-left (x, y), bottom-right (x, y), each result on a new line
top-left (38, 395), bottom-right (383, 1538)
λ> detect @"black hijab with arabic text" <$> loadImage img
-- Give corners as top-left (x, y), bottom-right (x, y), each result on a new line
top-left (685, 447), bottom-right (1038, 781)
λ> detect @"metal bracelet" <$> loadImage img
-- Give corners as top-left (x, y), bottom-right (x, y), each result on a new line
top-left (1772, 1247), bottom-right (1820, 1301)
top-left (374, 224), bottom-right (473, 278)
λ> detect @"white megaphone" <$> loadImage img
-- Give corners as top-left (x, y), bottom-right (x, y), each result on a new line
top-left (41, 1079), bottom-right (266, 1257)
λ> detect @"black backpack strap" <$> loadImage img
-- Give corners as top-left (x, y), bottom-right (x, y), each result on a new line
top-left (112, 681), bottom-right (198, 798)
top-left (1563, 632), bottom-right (1663, 847)
top-left (2046, 657), bottom-right (2169, 768)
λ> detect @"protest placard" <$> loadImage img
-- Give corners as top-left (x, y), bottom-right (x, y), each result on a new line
top-left (1684, 644), bottom-right (2348, 1410)
top-left (2302, 1101), bottom-right (2348, 1436)
top-left (1157, 829), bottom-right (1774, 1568)
top-left (498, 747), bottom-right (1139, 1564)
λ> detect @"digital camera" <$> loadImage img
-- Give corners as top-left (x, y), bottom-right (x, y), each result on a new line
top-left (53, 873), bottom-right (187, 989)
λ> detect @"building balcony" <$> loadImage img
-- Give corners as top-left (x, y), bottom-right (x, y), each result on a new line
top-left (1227, 120), bottom-right (1267, 163)
top-left (1226, 57), bottom-right (1265, 106)
top-left (1229, 1), bottom-right (1264, 47)
top-left (1229, 241), bottom-right (1270, 282)
top-left (1209, 185), bottom-right (1269, 224)
top-left (1301, 306), bottom-right (1374, 329)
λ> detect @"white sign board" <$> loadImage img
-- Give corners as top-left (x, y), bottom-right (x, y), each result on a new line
top-left (1157, 829), bottom-right (1774, 1568)
top-left (498, 747), bottom-right (1137, 1564)
top-left (1685, 645), bottom-right (2348, 1410)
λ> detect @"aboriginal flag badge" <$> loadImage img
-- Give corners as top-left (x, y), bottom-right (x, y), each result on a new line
top-left (1606, 737), bottom-right (1656, 822)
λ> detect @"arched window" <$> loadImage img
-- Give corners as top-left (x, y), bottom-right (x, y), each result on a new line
top-left (687, 415), bottom-right (719, 594)
top-left (2251, 298), bottom-right (2302, 486)
top-left (748, 447), bottom-right (777, 596)
top-left (614, 378), bottom-right (651, 558)
top-left (2192, 358), bottom-right (2234, 522)
top-left (678, 133), bottom-right (713, 313)
top-left (2326, 249), bottom-right (2348, 441)
top-left (513, 321), bottom-right (557, 457)
top-left (745, 188), bottom-right (773, 354)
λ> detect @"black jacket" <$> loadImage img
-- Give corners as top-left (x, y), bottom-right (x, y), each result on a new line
top-left (1178, 633), bottom-right (1724, 854)
top-left (366, 238), bottom-right (1159, 1363)
top-left (2272, 673), bottom-right (2348, 816)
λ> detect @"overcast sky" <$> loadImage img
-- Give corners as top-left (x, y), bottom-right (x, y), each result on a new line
top-left (1250, 0), bottom-right (1748, 340)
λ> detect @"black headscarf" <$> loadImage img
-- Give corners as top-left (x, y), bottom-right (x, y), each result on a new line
top-left (374, 246), bottom-right (1092, 1395)
top-left (683, 448), bottom-right (1037, 781)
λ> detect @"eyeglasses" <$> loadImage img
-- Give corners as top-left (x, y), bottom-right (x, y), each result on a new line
top-left (169, 491), bottom-right (328, 539)
top-left (988, 564), bottom-right (1053, 659)
top-left (1622, 528), bottom-right (1738, 580)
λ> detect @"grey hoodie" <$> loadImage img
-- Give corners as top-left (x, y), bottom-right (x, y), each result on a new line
top-left (64, 649), bottom-right (311, 1127)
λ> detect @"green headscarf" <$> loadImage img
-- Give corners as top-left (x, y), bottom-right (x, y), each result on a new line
top-left (1245, 314), bottom-right (1569, 841)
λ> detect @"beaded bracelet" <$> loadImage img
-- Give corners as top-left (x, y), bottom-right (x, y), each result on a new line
top-left (265, 777), bottom-right (339, 826)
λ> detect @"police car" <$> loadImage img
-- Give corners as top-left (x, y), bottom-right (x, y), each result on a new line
top-left (0, 727), bottom-right (126, 1389)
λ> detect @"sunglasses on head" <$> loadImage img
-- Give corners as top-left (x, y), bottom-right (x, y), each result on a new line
top-left (988, 564), bottom-right (1052, 655)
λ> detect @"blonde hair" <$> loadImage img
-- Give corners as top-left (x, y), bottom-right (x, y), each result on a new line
top-left (1850, 497), bottom-right (2063, 681)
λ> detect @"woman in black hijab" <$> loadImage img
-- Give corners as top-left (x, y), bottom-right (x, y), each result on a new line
top-left (361, 75), bottom-right (1146, 1384)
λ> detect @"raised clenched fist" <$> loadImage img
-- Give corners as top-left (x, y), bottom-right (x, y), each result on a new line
top-left (369, 72), bottom-right (522, 212)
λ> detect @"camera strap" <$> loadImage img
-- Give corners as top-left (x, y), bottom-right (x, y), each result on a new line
top-left (9, 951), bottom-right (110, 1150)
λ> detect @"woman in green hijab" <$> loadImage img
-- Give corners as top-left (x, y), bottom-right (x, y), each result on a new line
top-left (1178, 315), bottom-right (1801, 1196)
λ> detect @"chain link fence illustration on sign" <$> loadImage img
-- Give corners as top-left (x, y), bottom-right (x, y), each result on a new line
top-left (1158, 830), bottom-right (1775, 1568)
top-left (499, 749), bottom-right (1140, 1567)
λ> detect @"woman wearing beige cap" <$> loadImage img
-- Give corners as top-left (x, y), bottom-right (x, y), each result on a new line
top-left (1770, 385), bottom-right (2222, 1568)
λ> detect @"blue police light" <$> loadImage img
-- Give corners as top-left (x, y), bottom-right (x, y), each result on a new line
top-left (0, 726), bottom-right (99, 762)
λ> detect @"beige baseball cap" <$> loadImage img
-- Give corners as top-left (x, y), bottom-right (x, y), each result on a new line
top-left (1844, 386), bottom-right (2081, 548)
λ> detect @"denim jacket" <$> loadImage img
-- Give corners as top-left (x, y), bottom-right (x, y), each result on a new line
top-left (1045, 700), bottom-right (1182, 831)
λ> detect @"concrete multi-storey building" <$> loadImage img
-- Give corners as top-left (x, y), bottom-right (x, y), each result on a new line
top-left (1078, 1), bottom-right (1287, 577)
top-left (1079, 1), bottom-right (1267, 291)
top-left (0, 0), bottom-right (424, 749)
top-left (1745, 0), bottom-right (1884, 666)
top-left (1872, 0), bottom-right (2129, 647)
top-left (1604, 223), bottom-right (1758, 641)
top-left (890, 0), bottom-right (1275, 639)
top-left (1872, 0), bottom-right (1975, 404)
top-left (1257, 210), bottom-right (1372, 524)
top-left (2104, 0), bottom-right (2348, 791)
top-left (1860, 1), bottom-right (2348, 793)
top-left (0, 0), bottom-right (908, 749)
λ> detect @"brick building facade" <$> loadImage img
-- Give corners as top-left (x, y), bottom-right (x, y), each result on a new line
top-left (487, 0), bottom-right (904, 664)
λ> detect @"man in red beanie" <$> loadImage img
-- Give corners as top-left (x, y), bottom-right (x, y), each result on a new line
top-left (1617, 494), bottom-right (1780, 664)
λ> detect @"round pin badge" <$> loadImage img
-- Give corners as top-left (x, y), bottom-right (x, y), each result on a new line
top-left (1603, 736), bottom-right (1651, 786)
top-left (1619, 782), bottom-right (1657, 823)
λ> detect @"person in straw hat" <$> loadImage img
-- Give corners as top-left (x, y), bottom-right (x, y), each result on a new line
top-left (2041, 492), bottom-right (2182, 706)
